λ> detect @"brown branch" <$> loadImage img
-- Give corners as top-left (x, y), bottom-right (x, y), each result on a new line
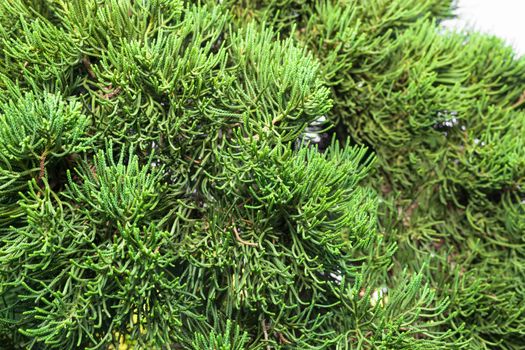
top-left (82, 57), bottom-right (97, 80)
top-left (38, 151), bottom-right (47, 182)
top-left (277, 332), bottom-right (291, 345)
top-left (89, 163), bottom-right (98, 180)
top-left (232, 223), bottom-right (258, 247)
top-left (401, 200), bottom-right (419, 227)
top-left (184, 155), bottom-right (201, 164)
top-left (512, 90), bottom-right (525, 109)
top-left (102, 86), bottom-right (122, 100)
top-left (262, 319), bottom-right (271, 350)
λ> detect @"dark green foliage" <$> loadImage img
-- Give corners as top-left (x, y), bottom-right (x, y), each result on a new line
top-left (1, 0), bottom-right (524, 349)
top-left (224, 0), bottom-right (525, 349)
top-left (0, 0), bottom-right (387, 349)
top-left (191, 320), bottom-right (250, 350)
top-left (0, 91), bottom-right (93, 227)
top-left (1, 151), bottom-right (189, 348)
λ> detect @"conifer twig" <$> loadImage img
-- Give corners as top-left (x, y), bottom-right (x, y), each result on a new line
top-left (232, 223), bottom-right (258, 247)
top-left (38, 151), bottom-right (48, 182)
top-left (403, 200), bottom-right (419, 227)
top-left (262, 319), bottom-right (271, 350)
top-left (511, 90), bottom-right (525, 109)
top-left (277, 332), bottom-right (291, 344)
top-left (83, 57), bottom-right (122, 99)
top-left (102, 86), bottom-right (122, 100)
top-left (82, 57), bottom-right (97, 80)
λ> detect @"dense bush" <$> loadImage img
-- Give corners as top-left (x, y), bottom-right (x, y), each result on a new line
top-left (223, 0), bottom-right (525, 348)
top-left (0, 0), bottom-right (524, 349)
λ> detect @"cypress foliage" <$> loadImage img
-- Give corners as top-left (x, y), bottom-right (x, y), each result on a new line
top-left (0, 0), bottom-right (524, 349)
top-left (220, 0), bottom-right (525, 349)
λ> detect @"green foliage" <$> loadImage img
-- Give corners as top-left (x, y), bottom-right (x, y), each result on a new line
top-left (191, 320), bottom-right (250, 350)
top-left (0, 91), bottom-right (91, 162)
top-left (0, 90), bottom-right (92, 228)
top-left (1, 0), bottom-right (524, 349)
top-left (1, 149), bottom-right (189, 349)
top-left (225, 0), bottom-right (525, 349)
top-left (175, 139), bottom-right (390, 348)
top-left (0, 0), bottom-right (384, 349)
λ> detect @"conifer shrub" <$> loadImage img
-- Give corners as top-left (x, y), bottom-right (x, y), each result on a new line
top-left (0, 0), bottom-right (524, 349)
top-left (220, 0), bottom-right (525, 349)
